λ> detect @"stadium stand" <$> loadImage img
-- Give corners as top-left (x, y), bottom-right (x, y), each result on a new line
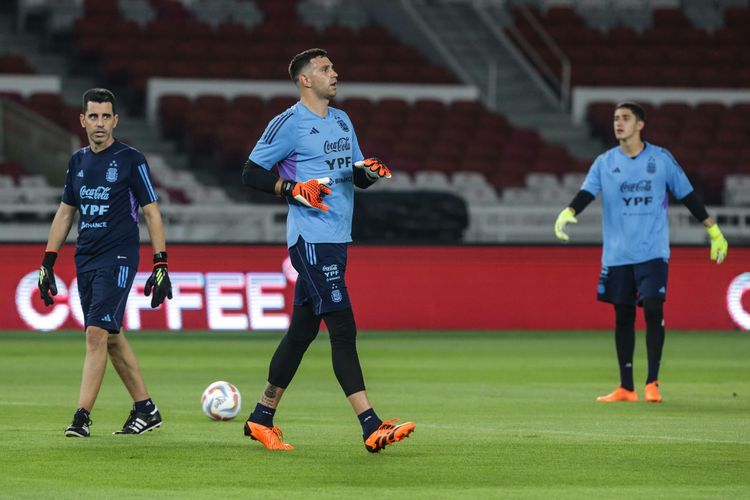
top-left (3, 0), bottom-right (748, 243)
top-left (509, 4), bottom-right (750, 87)
top-left (1, 91), bottom-right (87, 144)
top-left (157, 91), bottom-right (592, 202)
top-left (68, 0), bottom-right (455, 105)
top-left (0, 54), bottom-right (35, 74)
top-left (0, 161), bottom-right (59, 212)
top-left (587, 100), bottom-right (750, 204)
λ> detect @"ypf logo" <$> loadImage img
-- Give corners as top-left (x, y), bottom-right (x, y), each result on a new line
top-left (727, 273), bottom-right (750, 330)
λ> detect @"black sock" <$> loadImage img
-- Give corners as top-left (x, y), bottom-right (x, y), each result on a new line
top-left (358, 408), bottom-right (382, 438)
top-left (249, 403), bottom-right (276, 427)
top-left (644, 298), bottom-right (665, 384)
top-left (614, 304), bottom-right (636, 391)
top-left (134, 398), bottom-right (155, 414)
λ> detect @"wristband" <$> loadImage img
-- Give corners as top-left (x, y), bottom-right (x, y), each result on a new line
top-left (153, 252), bottom-right (168, 265)
top-left (280, 180), bottom-right (295, 197)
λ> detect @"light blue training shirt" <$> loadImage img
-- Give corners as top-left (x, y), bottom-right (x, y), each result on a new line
top-left (581, 142), bottom-right (694, 266)
top-left (249, 102), bottom-right (365, 248)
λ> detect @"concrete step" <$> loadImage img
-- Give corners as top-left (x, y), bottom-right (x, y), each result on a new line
top-left (25, 53), bottom-right (68, 75)
top-left (61, 76), bottom-right (97, 106)
top-left (511, 113), bottom-right (588, 130)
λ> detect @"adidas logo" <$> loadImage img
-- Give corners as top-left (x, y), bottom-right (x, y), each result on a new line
top-left (612, 167), bottom-right (621, 173)
top-left (101, 314), bottom-right (111, 322)
top-left (77, 170), bottom-right (84, 177)
top-left (658, 286), bottom-right (666, 294)
top-left (309, 127), bottom-right (319, 134)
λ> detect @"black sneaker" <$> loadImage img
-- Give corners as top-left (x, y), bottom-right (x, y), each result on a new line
top-left (64, 408), bottom-right (91, 437)
top-left (113, 406), bottom-right (162, 435)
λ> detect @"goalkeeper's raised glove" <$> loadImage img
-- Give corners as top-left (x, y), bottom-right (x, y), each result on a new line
top-left (706, 224), bottom-right (728, 264)
top-left (280, 177), bottom-right (332, 211)
top-left (38, 251), bottom-right (58, 307)
top-left (144, 252), bottom-right (172, 308)
top-left (554, 208), bottom-right (578, 242)
top-left (354, 157), bottom-right (391, 181)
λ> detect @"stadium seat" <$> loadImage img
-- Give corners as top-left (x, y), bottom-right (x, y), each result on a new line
top-left (508, 4), bottom-right (750, 88)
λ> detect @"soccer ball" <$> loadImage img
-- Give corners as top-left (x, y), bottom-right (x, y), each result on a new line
top-left (201, 381), bottom-right (242, 421)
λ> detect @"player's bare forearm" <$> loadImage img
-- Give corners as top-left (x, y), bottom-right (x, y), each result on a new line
top-left (45, 202), bottom-right (76, 252)
top-left (142, 202), bottom-right (167, 253)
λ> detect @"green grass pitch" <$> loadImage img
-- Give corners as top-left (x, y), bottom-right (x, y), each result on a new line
top-left (1, 330), bottom-right (749, 499)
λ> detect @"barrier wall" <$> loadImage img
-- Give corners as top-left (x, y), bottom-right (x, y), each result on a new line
top-left (2, 244), bottom-right (748, 331)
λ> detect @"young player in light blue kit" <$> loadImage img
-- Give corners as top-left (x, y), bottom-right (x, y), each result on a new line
top-left (554, 101), bottom-right (728, 403)
top-left (241, 48), bottom-right (415, 451)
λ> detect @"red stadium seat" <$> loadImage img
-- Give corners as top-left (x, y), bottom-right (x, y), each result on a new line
top-left (724, 7), bottom-right (750, 29)
top-left (0, 55), bottom-right (34, 74)
top-left (0, 91), bottom-right (23, 103)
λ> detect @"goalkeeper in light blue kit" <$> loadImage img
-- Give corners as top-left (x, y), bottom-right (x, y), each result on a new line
top-left (554, 101), bottom-right (728, 403)
top-left (240, 48), bottom-right (415, 452)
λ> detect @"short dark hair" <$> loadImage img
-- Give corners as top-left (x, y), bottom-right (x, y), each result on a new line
top-left (615, 101), bottom-right (645, 122)
top-left (288, 48), bottom-right (328, 84)
top-left (82, 88), bottom-right (116, 115)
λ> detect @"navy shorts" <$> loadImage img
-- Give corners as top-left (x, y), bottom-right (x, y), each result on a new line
top-left (77, 265), bottom-right (135, 333)
top-left (289, 236), bottom-right (350, 315)
top-left (597, 258), bottom-right (668, 306)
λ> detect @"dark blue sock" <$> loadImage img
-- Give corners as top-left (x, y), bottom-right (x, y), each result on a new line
top-left (619, 362), bottom-right (635, 391)
top-left (647, 359), bottom-right (661, 385)
top-left (249, 403), bottom-right (276, 427)
top-left (358, 408), bottom-right (382, 438)
top-left (134, 398), bottom-right (155, 413)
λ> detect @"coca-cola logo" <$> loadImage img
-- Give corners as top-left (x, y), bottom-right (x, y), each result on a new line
top-left (619, 180), bottom-right (652, 193)
top-left (323, 137), bottom-right (351, 154)
top-left (79, 185), bottom-right (111, 200)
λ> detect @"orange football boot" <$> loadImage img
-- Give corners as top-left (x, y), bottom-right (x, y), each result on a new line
top-left (596, 386), bottom-right (639, 402)
top-left (364, 419), bottom-right (415, 453)
top-left (644, 381), bottom-right (663, 403)
top-left (244, 421), bottom-right (294, 450)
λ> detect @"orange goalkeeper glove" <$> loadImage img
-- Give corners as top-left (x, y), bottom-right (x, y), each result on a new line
top-left (281, 177), bottom-right (332, 211)
top-left (354, 157), bottom-right (391, 181)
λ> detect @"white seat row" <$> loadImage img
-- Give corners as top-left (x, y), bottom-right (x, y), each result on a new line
top-left (366, 170), bottom-right (499, 205)
top-left (724, 174), bottom-right (750, 206)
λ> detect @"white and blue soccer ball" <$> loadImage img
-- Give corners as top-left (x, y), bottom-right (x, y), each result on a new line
top-left (201, 381), bottom-right (242, 421)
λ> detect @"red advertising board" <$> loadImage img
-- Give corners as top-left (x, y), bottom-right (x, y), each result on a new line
top-left (1, 244), bottom-right (748, 331)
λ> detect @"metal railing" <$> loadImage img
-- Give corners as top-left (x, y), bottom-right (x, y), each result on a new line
top-left (501, 4), bottom-right (572, 110)
top-left (0, 98), bottom-right (79, 185)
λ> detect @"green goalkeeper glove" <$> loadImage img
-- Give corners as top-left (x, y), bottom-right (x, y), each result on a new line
top-left (554, 208), bottom-right (577, 242)
top-left (706, 224), bottom-right (728, 264)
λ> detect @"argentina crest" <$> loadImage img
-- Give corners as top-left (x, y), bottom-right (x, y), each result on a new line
top-left (106, 160), bottom-right (118, 182)
top-left (331, 288), bottom-right (342, 303)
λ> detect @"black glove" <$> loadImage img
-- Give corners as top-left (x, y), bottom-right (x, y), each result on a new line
top-left (38, 251), bottom-right (58, 307)
top-left (144, 252), bottom-right (172, 308)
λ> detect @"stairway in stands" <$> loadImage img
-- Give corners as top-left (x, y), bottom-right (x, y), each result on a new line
top-left (406, 0), bottom-right (603, 162)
